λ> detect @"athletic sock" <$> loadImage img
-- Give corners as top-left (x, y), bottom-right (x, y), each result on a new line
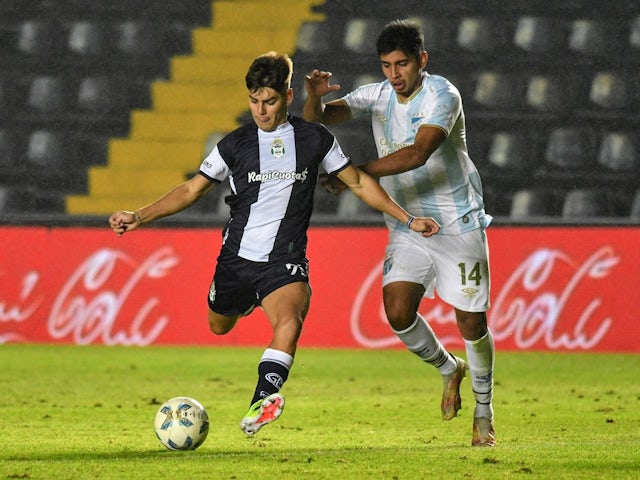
top-left (464, 329), bottom-right (495, 419)
top-left (393, 314), bottom-right (457, 376)
top-left (249, 348), bottom-right (293, 406)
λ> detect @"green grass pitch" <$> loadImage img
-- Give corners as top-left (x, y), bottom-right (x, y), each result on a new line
top-left (1, 344), bottom-right (638, 479)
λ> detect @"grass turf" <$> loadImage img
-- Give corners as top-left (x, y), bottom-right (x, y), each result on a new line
top-left (1, 344), bottom-right (639, 479)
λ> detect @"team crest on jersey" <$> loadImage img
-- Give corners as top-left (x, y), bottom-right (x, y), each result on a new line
top-left (411, 116), bottom-right (424, 132)
top-left (271, 138), bottom-right (285, 158)
top-left (383, 255), bottom-right (393, 275)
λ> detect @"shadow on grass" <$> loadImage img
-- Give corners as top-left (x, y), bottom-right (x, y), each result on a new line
top-left (3, 443), bottom-right (458, 463)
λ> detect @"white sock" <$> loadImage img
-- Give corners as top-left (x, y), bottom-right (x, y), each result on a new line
top-left (464, 330), bottom-right (495, 419)
top-left (393, 314), bottom-right (456, 375)
top-left (261, 348), bottom-right (294, 368)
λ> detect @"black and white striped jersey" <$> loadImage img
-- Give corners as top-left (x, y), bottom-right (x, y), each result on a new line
top-left (199, 116), bottom-right (350, 262)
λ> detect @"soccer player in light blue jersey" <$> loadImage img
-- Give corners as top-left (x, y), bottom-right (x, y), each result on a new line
top-left (303, 19), bottom-right (495, 447)
top-left (109, 51), bottom-right (440, 437)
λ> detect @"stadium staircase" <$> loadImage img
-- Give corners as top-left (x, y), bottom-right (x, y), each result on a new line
top-left (66, 0), bottom-right (325, 215)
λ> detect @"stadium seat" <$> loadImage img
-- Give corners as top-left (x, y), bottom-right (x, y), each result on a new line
top-left (589, 72), bottom-right (629, 109)
top-left (487, 132), bottom-right (532, 171)
top-left (0, 186), bottom-right (35, 213)
top-left (472, 71), bottom-right (521, 110)
top-left (68, 21), bottom-right (108, 56)
top-left (407, 16), bottom-right (453, 52)
top-left (26, 75), bottom-right (71, 112)
top-left (545, 127), bottom-right (596, 169)
top-left (457, 17), bottom-right (503, 53)
top-left (510, 189), bottom-right (561, 219)
top-left (562, 189), bottom-right (614, 218)
top-left (629, 16), bottom-right (640, 49)
top-left (526, 75), bottom-right (573, 113)
top-left (597, 132), bottom-right (638, 172)
top-left (342, 18), bottom-right (381, 54)
top-left (77, 76), bottom-right (126, 111)
top-left (16, 20), bottom-right (63, 55)
top-left (568, 19), bottom-right (618, 56)
top-left (630, 189), bottom-right (640, 220)
top-left (115, 20), bottom-right (159, 56)
top-left (25, 130), bottom-right (67, 168)
top-left (513, 16), bottom-right (565, 53)
top-left (295, 21), bottom-right (335, 55)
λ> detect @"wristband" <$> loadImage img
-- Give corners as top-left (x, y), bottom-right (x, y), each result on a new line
top-left (407, 215), bottom-right (415, 229)
top-left (134, 211), bottom-right (142, 225)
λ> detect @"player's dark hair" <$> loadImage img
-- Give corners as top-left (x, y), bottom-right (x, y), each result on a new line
top-left (376, 19), bottom-right (424, 59)
top-left (245, 51), bottom-right (293, 96)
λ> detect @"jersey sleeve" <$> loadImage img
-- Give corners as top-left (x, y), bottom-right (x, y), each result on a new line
top-left (340, 83), bottom-right (381, 119)
top-left (418, 82), bottom-right (462, 135)
top-left (199, 144), bottom-right (231, 182)
top-left (321, 137), bottom-right (351, 175)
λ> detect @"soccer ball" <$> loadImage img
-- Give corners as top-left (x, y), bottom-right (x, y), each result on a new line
top-left (154, 396), bottom-right (209, 450)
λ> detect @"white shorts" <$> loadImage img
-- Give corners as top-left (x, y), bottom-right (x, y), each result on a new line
top-left (382, 228), bottom-right (491, 312)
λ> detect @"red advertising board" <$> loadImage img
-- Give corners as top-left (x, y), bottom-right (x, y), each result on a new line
top-left (1, 225), bottom-right (638, 352)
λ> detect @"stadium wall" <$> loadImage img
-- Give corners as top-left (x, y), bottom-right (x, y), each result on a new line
top-left (1, 225), bottom-right (637, 353)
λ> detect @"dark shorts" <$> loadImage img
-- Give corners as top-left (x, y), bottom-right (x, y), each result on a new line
top-left (207, 255), bottom-right (310, 316)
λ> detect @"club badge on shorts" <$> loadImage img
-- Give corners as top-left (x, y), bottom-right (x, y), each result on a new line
top-left (208, 280), bottom-right (216, 303)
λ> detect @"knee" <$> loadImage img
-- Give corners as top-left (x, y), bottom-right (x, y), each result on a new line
top-left (384, 303), bottom-right (417, 331)
top-left (209, 321), bottom-right (231, 336)
top-left (455, 310), bottom-right (488, 340)
top-left (382, 285), bottom-right (423, 331)
top-left (208, 312), bottom-right (237, 336)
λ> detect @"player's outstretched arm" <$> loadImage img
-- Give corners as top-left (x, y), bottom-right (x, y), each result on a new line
top-left (335, 165), bottom-right (439, 237)
top-left (108, 174), bottom-right (215, 237)
top-left (303, 69), bottom-right (350, 125)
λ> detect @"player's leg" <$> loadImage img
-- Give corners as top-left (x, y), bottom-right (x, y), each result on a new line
top-left (431, 228), bottom-right (495, 446)
top-left (382, 231), bottom-right (465, 420)
top-left (456, 308), bottom-right (495, 447)
top-left (207, 310), bottom-right (241, 335)
top-left (241, 280), bottom-right (311, 435)
top-left (206, 256), bottom-right (258, 335)
top-left (251, 280), bottom-right (310, 402)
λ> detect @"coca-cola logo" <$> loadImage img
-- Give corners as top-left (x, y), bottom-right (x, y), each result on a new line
top-left (491, 247), bottom-right (616, 350)
top-left (1, 248), bottom-right (179, 345)
top-left (0, 271), bottom-right (41, 343)
top-left (350, 247), bottom-right (617, 351)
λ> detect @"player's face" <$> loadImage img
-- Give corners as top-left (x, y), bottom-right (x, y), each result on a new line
top-left (379, 50), bottom-right (427, 101)
top-left (248, 87), bottom-right (293, 132)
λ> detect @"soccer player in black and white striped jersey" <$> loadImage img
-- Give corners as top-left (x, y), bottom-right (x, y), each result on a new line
top-left (109, 51), bottom-right (440, 436)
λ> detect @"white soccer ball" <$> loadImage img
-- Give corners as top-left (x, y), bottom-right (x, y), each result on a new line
top-left (154, 396), bottom-right (209, 450)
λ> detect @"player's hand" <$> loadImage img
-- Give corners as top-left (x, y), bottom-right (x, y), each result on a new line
top-left (108, 210), bottom-right (140, 237)
top-left (320, 173), bottom-right (347, 195)
top-left (305, 69), bottom-right (341, 98)
top-left (408, 217), bottom-right (440, 238)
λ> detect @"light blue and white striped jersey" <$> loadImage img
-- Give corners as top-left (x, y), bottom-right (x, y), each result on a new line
top-left (341, 73), bottom-right (491, 235)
